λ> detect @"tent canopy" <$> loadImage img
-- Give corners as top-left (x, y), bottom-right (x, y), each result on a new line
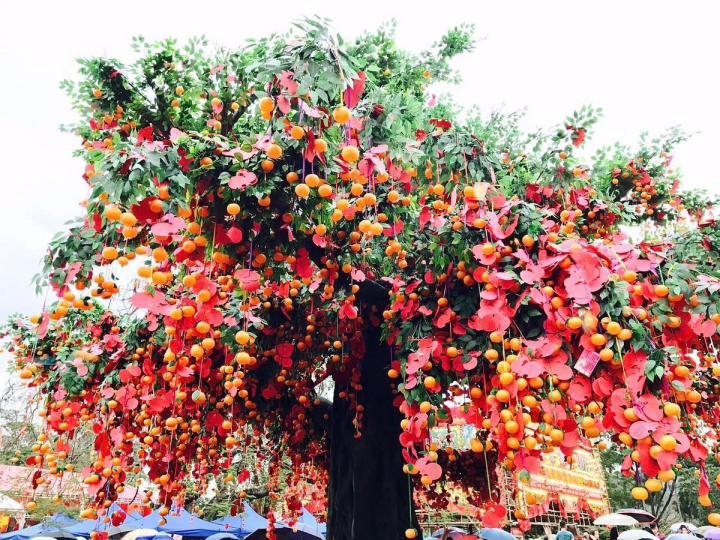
top-left (0, 494), bottom-right (22, 511)
top-left (134, 508), bottom-right (235, 538)
top-left (0, 513), bottom-right (79, 540)
top-left (213, 504), bottom-right (268, 535)
top-left (298, 509), bottom-right (324, 536)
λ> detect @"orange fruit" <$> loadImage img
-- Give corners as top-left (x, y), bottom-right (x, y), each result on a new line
top-left (631, 487), bottom-right (649, 501)
top-left (120, 212), bottom-right (137, 227)
top-left (663, 402), bottom-right (681, 417)
top-left (267, 144), bottom-right (282, 159)
top-left (341, 145), bottom-right (360, 163)
top-left (258, 97), bottom-right (274, 112)
top-left (590, 333), bottom-right (606, 347)
top-left (674, 365), bottom-right (690, 378)
top-left (314, 139), bottom-right (327, 153)
top-left (104, 206), bottom-right (122, 221)
top-left (102, 247), bottom-right (118, 260)
top-left (659, 435), bottom-right (677, 451)
top-left (622, 270), bottom-right (637, 283)
top-left (606, 321), bottom-right (621, 335)
top-left (295, 184), bottom-right (310, 198)
top-left (318, 184), bottom-right (333, 198)
top-left (654, 284), bottom-right (669, 297)
top-left (333, 106), bottom-right (351, 124)
top-left (566, 317), bottom-right (582, 330)
top-left (305, 174), bottom-right (321, 187)
top-left (618, 328), bottom-right (633, 341)
top-left (227, 203), bottom-right (240, 215)
top-left (290, 126), bottom-right (305, 140)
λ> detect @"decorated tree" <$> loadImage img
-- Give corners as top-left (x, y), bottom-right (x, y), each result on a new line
top-left (5, 17), bottom-right (720, 540)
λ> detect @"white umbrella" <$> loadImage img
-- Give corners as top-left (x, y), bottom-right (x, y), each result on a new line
top-left (118, 530), bottom-right (163, 540)
top-left (671, 524), bottom-right (698, 533)
top-left (594, 514), bottom-right (640, 526)
top-left (619, 531), bottom-right (659, 540)
top-left (666, 535), bottom-right (697, 540)
top-left (433, 528), bottom-right (470, 540)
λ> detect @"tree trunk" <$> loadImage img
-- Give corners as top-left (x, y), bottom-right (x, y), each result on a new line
top-left (326, 320), bottom-right (419, 540)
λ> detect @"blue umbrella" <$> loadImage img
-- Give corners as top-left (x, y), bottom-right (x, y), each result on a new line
top-left (480, 529), bottom-right (515, 540)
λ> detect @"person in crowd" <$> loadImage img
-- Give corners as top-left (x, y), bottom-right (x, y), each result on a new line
top-left (556, 520), bottom-right (574, 540)
top-left (609, 526), bottom-right (618, 540)
top-left (652, 525), bottom-right (665, 540)
top-left (679, 526), bottom-right (690, 535)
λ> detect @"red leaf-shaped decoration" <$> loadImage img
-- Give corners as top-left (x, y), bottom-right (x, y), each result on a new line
top-left (384, 219), bottom-right (404, 236)
top-left (638, 443), bottom-right (660, 478)
top-left (629, 421), bottom-right (657, 441)
top-left (482, 503), bottom-right (507, 529)
top-left (339, 303), bottom-right (357, 320)
top-left (227, 227), bottom-right (243, 243)
top-left (234, 269), bottom-right (260, 292)
top-left (229, 170), bottom-right (258, 190)
top-left (350, 268), bottom-right (366, 282)
top-left (567, 377), bottom-right (591, 403)
top-left (511, 354), bottom-right (544, 378)
top-left (415, 456), bottom-right (442, 480)
top-left (295, 249), bottom-right (313, 279)
top-left (343, 72), bottom-right (366, 108)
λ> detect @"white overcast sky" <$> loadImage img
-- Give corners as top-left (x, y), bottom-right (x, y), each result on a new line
top-left (1, 0), bottom-right (719, 388)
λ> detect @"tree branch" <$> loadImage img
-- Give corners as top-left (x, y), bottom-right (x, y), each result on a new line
top-left (303, 237), bottom-right (390, 308)
top-left (657, 480), bottom-right (676, 520)
top-left (309, 396), bottom-right (332, 435)
top-left (222, 94), bottom-right (258, 137)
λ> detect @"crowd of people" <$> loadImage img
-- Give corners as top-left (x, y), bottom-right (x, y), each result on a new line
top-left (555, 520), bottom-right (676, 540)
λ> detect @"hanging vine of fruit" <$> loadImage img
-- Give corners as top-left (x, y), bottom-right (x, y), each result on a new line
top-left (3, 16), bottom-right (720, 531)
